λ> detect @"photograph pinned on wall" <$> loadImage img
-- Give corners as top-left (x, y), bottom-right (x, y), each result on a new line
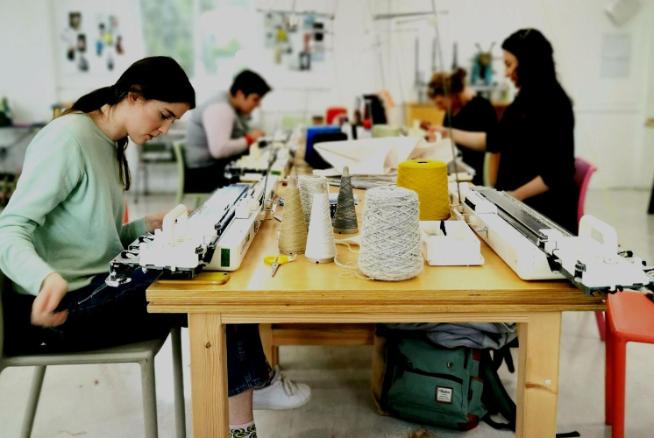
top-left (60, 10), bottom-right (125, 73)
top-left (61, 11), bottom-right (82, 63)
top-left (261, 10), bottom-right (331, 71)
top-left (95, 14), bottom-right (124, 71)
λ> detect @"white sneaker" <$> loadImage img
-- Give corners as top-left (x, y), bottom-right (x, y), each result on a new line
top-left (253, 366), bottom-right (311, 410)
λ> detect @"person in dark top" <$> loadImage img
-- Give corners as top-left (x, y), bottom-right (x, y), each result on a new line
top-left (432, 29), bottom-right (578, 233)
top-left (427, 68), bottom-right (497, 185)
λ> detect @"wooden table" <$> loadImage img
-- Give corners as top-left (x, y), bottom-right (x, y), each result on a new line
top-left (147, 211), bottom-right (604, 437)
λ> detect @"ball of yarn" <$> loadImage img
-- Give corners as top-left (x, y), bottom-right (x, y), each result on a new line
top-left (396, 159), bottom-right (450, 220)
top-left (358, 186), bottom-right (423, 281)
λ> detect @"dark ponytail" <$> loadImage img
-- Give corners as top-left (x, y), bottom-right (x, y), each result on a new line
top-left (63, 56), bottom-right (195, 190)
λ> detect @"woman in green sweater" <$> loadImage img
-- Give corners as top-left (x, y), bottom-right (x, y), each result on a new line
top-left (0, 57), bottom-right (299, 437)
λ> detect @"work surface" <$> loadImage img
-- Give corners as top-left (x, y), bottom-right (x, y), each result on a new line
top-left (146, 188), bottom-right (604, 438)
top-left (148, 210), bottom-right (603, 319)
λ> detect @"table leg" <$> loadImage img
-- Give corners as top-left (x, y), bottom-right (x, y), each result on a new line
top-left (189, 313), bottom-right (229, 437)
top-left (516, 312), bottom-right (562, 438)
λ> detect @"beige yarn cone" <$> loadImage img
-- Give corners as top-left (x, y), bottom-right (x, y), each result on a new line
top-left (278, 178), bottom-right (308, 255)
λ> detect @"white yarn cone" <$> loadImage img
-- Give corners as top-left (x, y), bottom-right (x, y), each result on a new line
top-left (298, 175), bottom-right (328, 226)
top-left (305, 191), bottom-right (336, 263)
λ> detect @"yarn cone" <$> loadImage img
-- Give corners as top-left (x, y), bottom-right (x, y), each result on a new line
top-left (278, 178), bottom-right (307, 255)
top-left (298, 175), bottom-right (328, 226)
top-left (396, 159), bottom-right (450, 220)
top-left (333, 166), bottom-right (358, 234)
top-left (305, 191), bottom-right (336, 263)
top-left (358, 186), bottom-right (423, 281)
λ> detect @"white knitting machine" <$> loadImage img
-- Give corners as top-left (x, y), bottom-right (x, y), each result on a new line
top-left (461, 186), bottom-right (654, 295)
top-left (224, 137), bottom-right (290, 181)
top-left (106, 173), bottom-right (276, 286)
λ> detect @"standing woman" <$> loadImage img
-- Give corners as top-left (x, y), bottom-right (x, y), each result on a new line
top-left (427, 68), bottom-right (498, 186)
top-left (0, 57), bottom-right (272, 437)
top-left (435, 29), bottom-right (578, 233)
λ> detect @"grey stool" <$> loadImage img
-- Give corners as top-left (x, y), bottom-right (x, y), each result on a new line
top-left (0, 274), bottom-right (186, 438)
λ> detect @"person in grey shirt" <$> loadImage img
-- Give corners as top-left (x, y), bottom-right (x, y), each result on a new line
top-left (185, 70), bottom-right (271, 192)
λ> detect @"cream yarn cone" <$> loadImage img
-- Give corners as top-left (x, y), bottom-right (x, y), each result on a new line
top-left (278, 178), bottom-right (307, 255)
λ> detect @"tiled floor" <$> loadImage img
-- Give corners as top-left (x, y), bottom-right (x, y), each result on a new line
top-left (1, 188), bottom-right (653, 437)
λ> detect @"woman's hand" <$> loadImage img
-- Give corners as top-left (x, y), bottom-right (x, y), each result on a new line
top-left (32, 272), bottom-right (69, 327)
top-left (426, 125), bottom-right (449, 142)
top-left (144, 210), bottom-right (168, 232)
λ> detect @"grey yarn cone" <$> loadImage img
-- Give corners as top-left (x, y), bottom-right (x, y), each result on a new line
top-left (333, 166), bottom-right (358, 233)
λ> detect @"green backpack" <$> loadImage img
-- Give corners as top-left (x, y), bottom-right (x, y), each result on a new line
top-left (379, 336), bottom-right (486, 431)
top-left (377, 334), bottom-right (581, 437)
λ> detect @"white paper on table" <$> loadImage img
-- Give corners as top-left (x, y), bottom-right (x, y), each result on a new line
top-left (313, 136), bottom-right (421, 175)
top-left (313, 136), bottom-right (459, 176)
top-left (409, 137), bottom-right (456, 163)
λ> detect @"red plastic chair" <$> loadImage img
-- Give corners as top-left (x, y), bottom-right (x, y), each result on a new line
top-left (123, 200), bottom-right (130, 224)
top-left (574, 157), bottom-right (597, 224)
top-left (605, 291), bottom-right (654, 438)
top-left (574, 157), bottom-right (605, 340)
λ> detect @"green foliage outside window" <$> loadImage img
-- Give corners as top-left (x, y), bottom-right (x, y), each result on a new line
top-left (140, 0), bottom-right (194, 75)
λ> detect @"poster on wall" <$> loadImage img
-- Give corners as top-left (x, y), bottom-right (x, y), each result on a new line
top-left (262, 10), bottom-right (331, 71)
top-left (60, 10), bottom-right (125, 74)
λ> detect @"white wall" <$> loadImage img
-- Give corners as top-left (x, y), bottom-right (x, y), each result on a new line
top-left (1, 0), bottom-right (653, 189)
top-left (0, 0), bottom-right (57, 123)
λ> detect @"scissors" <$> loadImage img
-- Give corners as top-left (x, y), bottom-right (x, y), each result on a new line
top-left (264, 255), bottom-right (295, 277)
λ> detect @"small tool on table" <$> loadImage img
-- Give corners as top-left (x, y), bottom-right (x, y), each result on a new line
top-left (264, 255), bottom-right (294, 277)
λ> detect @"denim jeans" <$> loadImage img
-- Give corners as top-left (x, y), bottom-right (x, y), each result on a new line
top-left (2, 270), bottom-right (271, 396)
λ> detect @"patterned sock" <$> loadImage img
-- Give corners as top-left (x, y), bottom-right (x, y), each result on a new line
top-left (230, 421), bottom-right (257, 438)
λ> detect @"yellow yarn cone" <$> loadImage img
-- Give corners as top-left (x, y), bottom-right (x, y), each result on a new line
top-left (396, 159), bottom-right (450, 220)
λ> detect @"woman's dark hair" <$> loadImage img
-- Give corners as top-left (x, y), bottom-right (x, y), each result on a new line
top-left (66, 56), bottom-right (196, 190)
top-left (229, 70), bottom-right (272, 97)
top-left (428, 68), bottom-right (467, 98)
top-left (502, 28), bottom-right (570, 104)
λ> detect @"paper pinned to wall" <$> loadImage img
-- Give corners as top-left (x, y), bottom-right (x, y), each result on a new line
top-left (600, 33), bottom-right (631, 78)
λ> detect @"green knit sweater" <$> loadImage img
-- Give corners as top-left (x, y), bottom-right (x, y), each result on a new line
top-left (0, 113), bottom-right (146, 295)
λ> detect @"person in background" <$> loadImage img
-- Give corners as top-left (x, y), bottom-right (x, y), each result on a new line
top-left (432, 28), bottom-right (578, 234)
top-left (427, 68), bottom-right (497, 185)
top-left (185, 69), bottom-right (271, 192)
top-left (0, 57), bottom-right (306, 438)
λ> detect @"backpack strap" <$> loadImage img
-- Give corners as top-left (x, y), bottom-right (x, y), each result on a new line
top-left (480, 350), bottom-right (580, 437)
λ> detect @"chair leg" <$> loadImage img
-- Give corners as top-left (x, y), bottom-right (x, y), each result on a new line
top-left (20, 366), bottom-right (46, 438)
top-left (140, 357), bottom-right (159, 438)
top-left (595, 311), bottom-right (606, 341)
top-left (605, 319), bottom-right (614, 425)
top-left (171, 327), bottom-right (187, 438)
top-left (611, 339), bottom-right (627, 438)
